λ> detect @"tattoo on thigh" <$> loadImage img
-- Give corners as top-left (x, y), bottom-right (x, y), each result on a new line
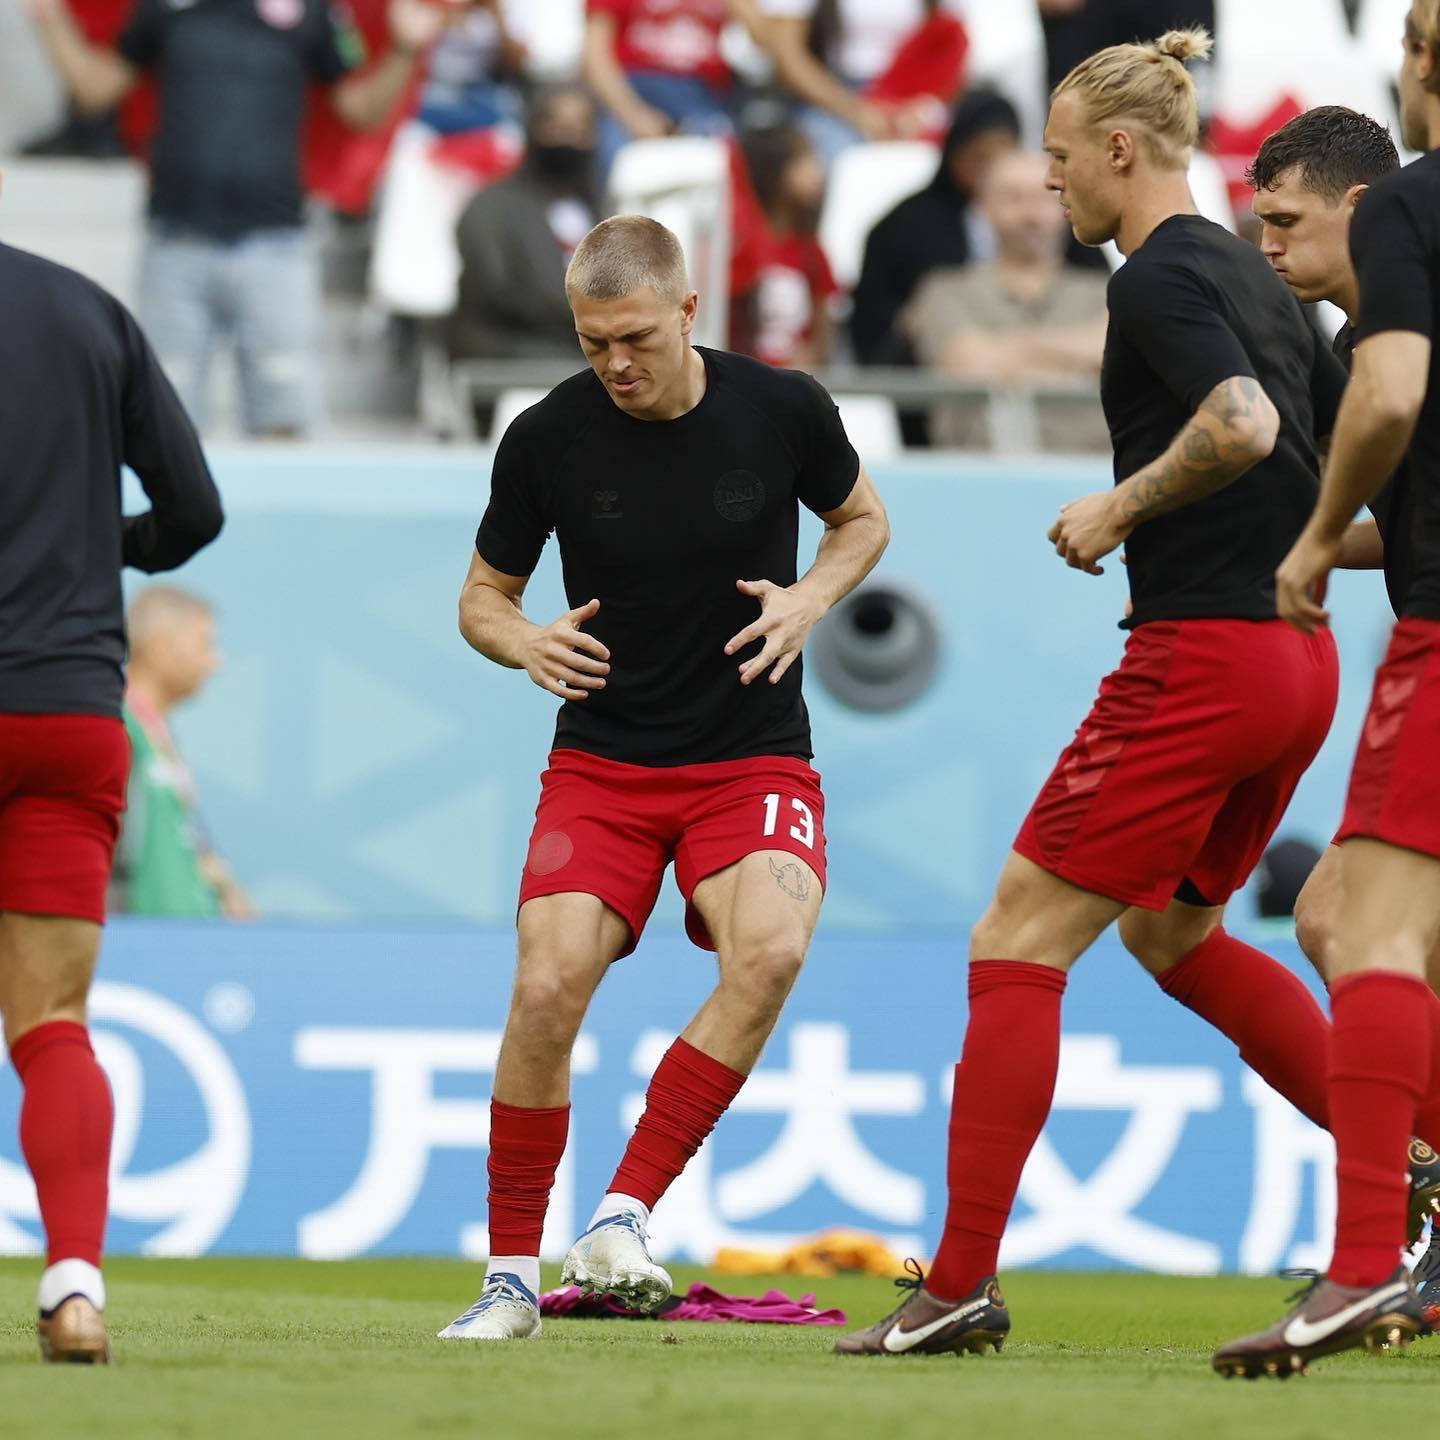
top-left (769, 856), bottom-right (811, 901)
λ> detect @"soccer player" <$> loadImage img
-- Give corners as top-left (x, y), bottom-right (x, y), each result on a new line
top-left (1214, 0), bottom-right (1440, 1376)
top-left (0, 208), bottom-right (223, 1362)
top-left (1249, 111), bottom-right (1403, 980)
top-left (838, 29), bottom-right (1350, 1358)
top-left (1247, 108), bottom-right (1440, 1316)
top-left (439, 215), bottom-right (888, 1342)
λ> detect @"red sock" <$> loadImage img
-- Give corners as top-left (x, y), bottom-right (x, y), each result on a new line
top-left (1411, 986), bottom-right (1440, 1152)
top-left (927, 961), bottom-right (1067, 1302)
top-left (1328, 972), bottom-right (1429, 1287)
top-left (487, 1100), bottom-right (568, 1255)
top-left (9, 1021), bottom-right (113, 1268)
top-left (1155, 927), bottom-right (1330, 1129)
top-left (609, 1037), bottom-right (746, 1209)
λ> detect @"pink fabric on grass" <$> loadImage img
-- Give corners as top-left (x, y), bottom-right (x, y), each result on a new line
top-left (539, 1282), bottom-right (846, 1326)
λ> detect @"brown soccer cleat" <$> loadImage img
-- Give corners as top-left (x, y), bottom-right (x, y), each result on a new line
top-left (834, 1260), bottom-right (1009, 1358)
top-left (37, 1295), bottom-right (111, 1365)
top-left (1212, 1266), bottom-right (1420, 1379)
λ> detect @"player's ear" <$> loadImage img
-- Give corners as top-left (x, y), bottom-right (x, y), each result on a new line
top-left (1344, 182), bottom-right (1368, 213)
top-left (679, 290), bottom-right (699, 335)
top-left (1107, 127), bottom-right (1134, 173)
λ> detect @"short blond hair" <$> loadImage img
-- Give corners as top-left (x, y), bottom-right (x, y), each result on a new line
top-left (1416, 0), bottom-right (1440, 50)
top-left (127, 585), bottom-right (211, 656)
top-left (565, 215), bottom-right (689, 305)
top-left (1053, 27), bottom-right (1213, 169)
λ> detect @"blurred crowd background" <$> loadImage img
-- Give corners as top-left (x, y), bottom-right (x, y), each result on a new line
top-left (0, 0), bottom-right (1414, 923)
top-left (0, 0), bottom-right (1416, 454)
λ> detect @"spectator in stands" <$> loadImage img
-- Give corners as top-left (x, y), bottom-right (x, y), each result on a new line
top-left (584, 0), bottom-right (741, 178)
top-left (418, 0), bottom-right (526, 135)
top-left (115, 587), bottom-right (254, 920)
top-left (732, 123), bottom-right (837, 369)
top-left (903, 149), bottom-right (1108, 450)
top-left (755, 0), bottom-right (969, 163)
top-left (448, 84), bottom-right (600, 363)
top-left (27, 0), bottom-right (449, 437)
top-left (1038, 0), bottom-right (1216, 97)
top-left (851, 87), bottom-right (1020, 366)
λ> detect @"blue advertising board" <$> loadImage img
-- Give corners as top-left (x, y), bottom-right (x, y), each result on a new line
top-left (0, 918), bottom-right (1336, 1275)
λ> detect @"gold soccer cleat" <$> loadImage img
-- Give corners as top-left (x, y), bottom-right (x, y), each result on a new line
top-left (37, 1295), bottom-right (111, 1365)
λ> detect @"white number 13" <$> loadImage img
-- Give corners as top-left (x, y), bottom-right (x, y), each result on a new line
top-left (762, 792), bottom-right (815, 849)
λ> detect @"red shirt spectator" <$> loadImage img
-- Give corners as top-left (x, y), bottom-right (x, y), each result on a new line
top-left (587, 0), bottom-right (731, 89)
top-left (751, 232), bottom-right (839, 369)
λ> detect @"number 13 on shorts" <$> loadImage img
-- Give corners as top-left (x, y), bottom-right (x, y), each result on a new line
top-left (762, 792), bottom-right (815, 848)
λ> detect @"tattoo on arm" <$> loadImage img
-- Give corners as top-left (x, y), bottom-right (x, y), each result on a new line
top-left (1119, 377), bottom-right (1275, 527)
top-left (769, 856), bottom-right (811, 902)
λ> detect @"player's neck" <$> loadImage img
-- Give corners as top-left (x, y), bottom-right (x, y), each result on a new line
top-left (127, 671), bottom-right (176, 718)
top-left (645, 345), bottom-right (707, 422)
top-left (1334, 274), bottom-right (1360, 327)
top-left (1113, 176), bottom-right (1200, 258)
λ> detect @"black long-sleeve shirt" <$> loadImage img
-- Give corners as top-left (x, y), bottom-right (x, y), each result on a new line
top-left (0, 242), bottom-right (223, 718)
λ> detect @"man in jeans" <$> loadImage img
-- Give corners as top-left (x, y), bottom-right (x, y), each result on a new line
top-left (28, 0), bottom-right (448, 435)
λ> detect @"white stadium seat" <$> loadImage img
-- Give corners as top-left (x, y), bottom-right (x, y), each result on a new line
top-left (819, 141), bottom-right (941, 293)
top-left (489, 388), bottom-right (552, 445)
top-left (834, 394), bottom-right (904, 461)
top-left (368, 120), bottom-right (493, 319)
top-left (608, 137), bottom-right (733, 349)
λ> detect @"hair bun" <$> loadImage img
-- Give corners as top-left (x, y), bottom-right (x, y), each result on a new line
top-left (1153, 26), bottom-right (1214, 64)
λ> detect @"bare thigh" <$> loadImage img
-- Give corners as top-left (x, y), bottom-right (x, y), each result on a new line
top-left (971, 851), bottom-right (1126, 972)
top-left (0, 913), bottom-right (102, 1047)
top-left (1331, 838), bottom-right (1440, 984)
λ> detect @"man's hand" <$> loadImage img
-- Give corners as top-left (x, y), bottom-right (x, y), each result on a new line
top-left (387, 0), bottom-right (450, 55)
top-left (725, 579), bottom-right (821, 686)
top-left (520, 598), bottom-right (611, 700)
top-left (1276, 525), bottom-right (1341, 633)
top-left (1048, 490), bottom-right (1132, 575)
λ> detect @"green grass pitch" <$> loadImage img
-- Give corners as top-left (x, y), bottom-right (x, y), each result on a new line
top-left (1, 1259), bottom-right (1436, 1439)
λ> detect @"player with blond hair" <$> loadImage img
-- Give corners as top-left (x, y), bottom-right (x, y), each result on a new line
top-left (438, 215), bottom-right (889, 1342)
top-left (838, 29), bottom-right (1354, 1359)
top-left (1215, 0), bottom-right (1440, 1375)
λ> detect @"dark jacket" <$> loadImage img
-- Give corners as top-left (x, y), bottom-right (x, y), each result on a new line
top-left (850, 89), bottom-right (1020, 365)
top-left (448, 168), bottom-right (594, 360)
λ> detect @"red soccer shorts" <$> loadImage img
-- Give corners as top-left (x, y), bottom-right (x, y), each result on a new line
top-left (1015, 619), bottom-right (1338, 910)
top-left (0, 714), bottom-right (130, 924)
top-left (518, 749), bottom-right (827, 953)
top-left (1338, 618), bottom-right (1440, 858)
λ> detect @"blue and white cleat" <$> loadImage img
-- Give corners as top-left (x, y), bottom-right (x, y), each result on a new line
top-left (437, 1272), bottom-right (541, 1341)
top-left (561, 1211), bottom-right (673, 1312)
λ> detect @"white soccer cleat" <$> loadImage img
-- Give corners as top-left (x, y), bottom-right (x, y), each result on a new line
top-left (561, 1210), bottom-right (673, 1312)
top-left (437, 1272), bottom-right (542, 1341)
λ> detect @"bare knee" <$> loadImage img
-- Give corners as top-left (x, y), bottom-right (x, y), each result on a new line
top-left (722, 933), bottom-right (807, 1015)
top-left (506, 960), bottom-right (593, 1051)
top-left (1118, 904), bottom-right (1222, 977)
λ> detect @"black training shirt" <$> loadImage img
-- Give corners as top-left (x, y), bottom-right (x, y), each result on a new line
top-left (1333, 321), bottom-right (1410, 615)
top-left (475, 347), bottom-right (861, 766)
top-left (0, 243), bottom-right (224, 718)
top-left (118, 0), bottom-right (360, 239)
top-left (1350, 150), bottom-right (1440, 622)
top-left (1102, 215), bottom-right (1344, 628)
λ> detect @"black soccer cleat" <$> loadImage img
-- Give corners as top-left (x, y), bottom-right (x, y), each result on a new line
top-left (1212, 1266), bottom-right (1421, 1379)
top-left (1407, 1137), bottom-right (1440, 1247)
top-left (833, 1260), bottom-right (1009, 1358)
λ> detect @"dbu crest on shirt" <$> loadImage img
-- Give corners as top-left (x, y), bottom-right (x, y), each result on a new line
top-left (714, 470), bottom-right (765, 522)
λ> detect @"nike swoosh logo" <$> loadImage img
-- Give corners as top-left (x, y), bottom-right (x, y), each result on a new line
top-left (883, 1296), bottom-right (989, 1353)
top-left (1281, 1281), bottom-right (1410, 1349)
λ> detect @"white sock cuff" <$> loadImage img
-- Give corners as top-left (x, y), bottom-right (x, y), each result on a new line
top-left (38, 1259), bottom-right (105, 1314)
top-left (590, 1192), bottom-right (651, 1230)
top-left (485, 1255), bottom-right (541, 1297)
